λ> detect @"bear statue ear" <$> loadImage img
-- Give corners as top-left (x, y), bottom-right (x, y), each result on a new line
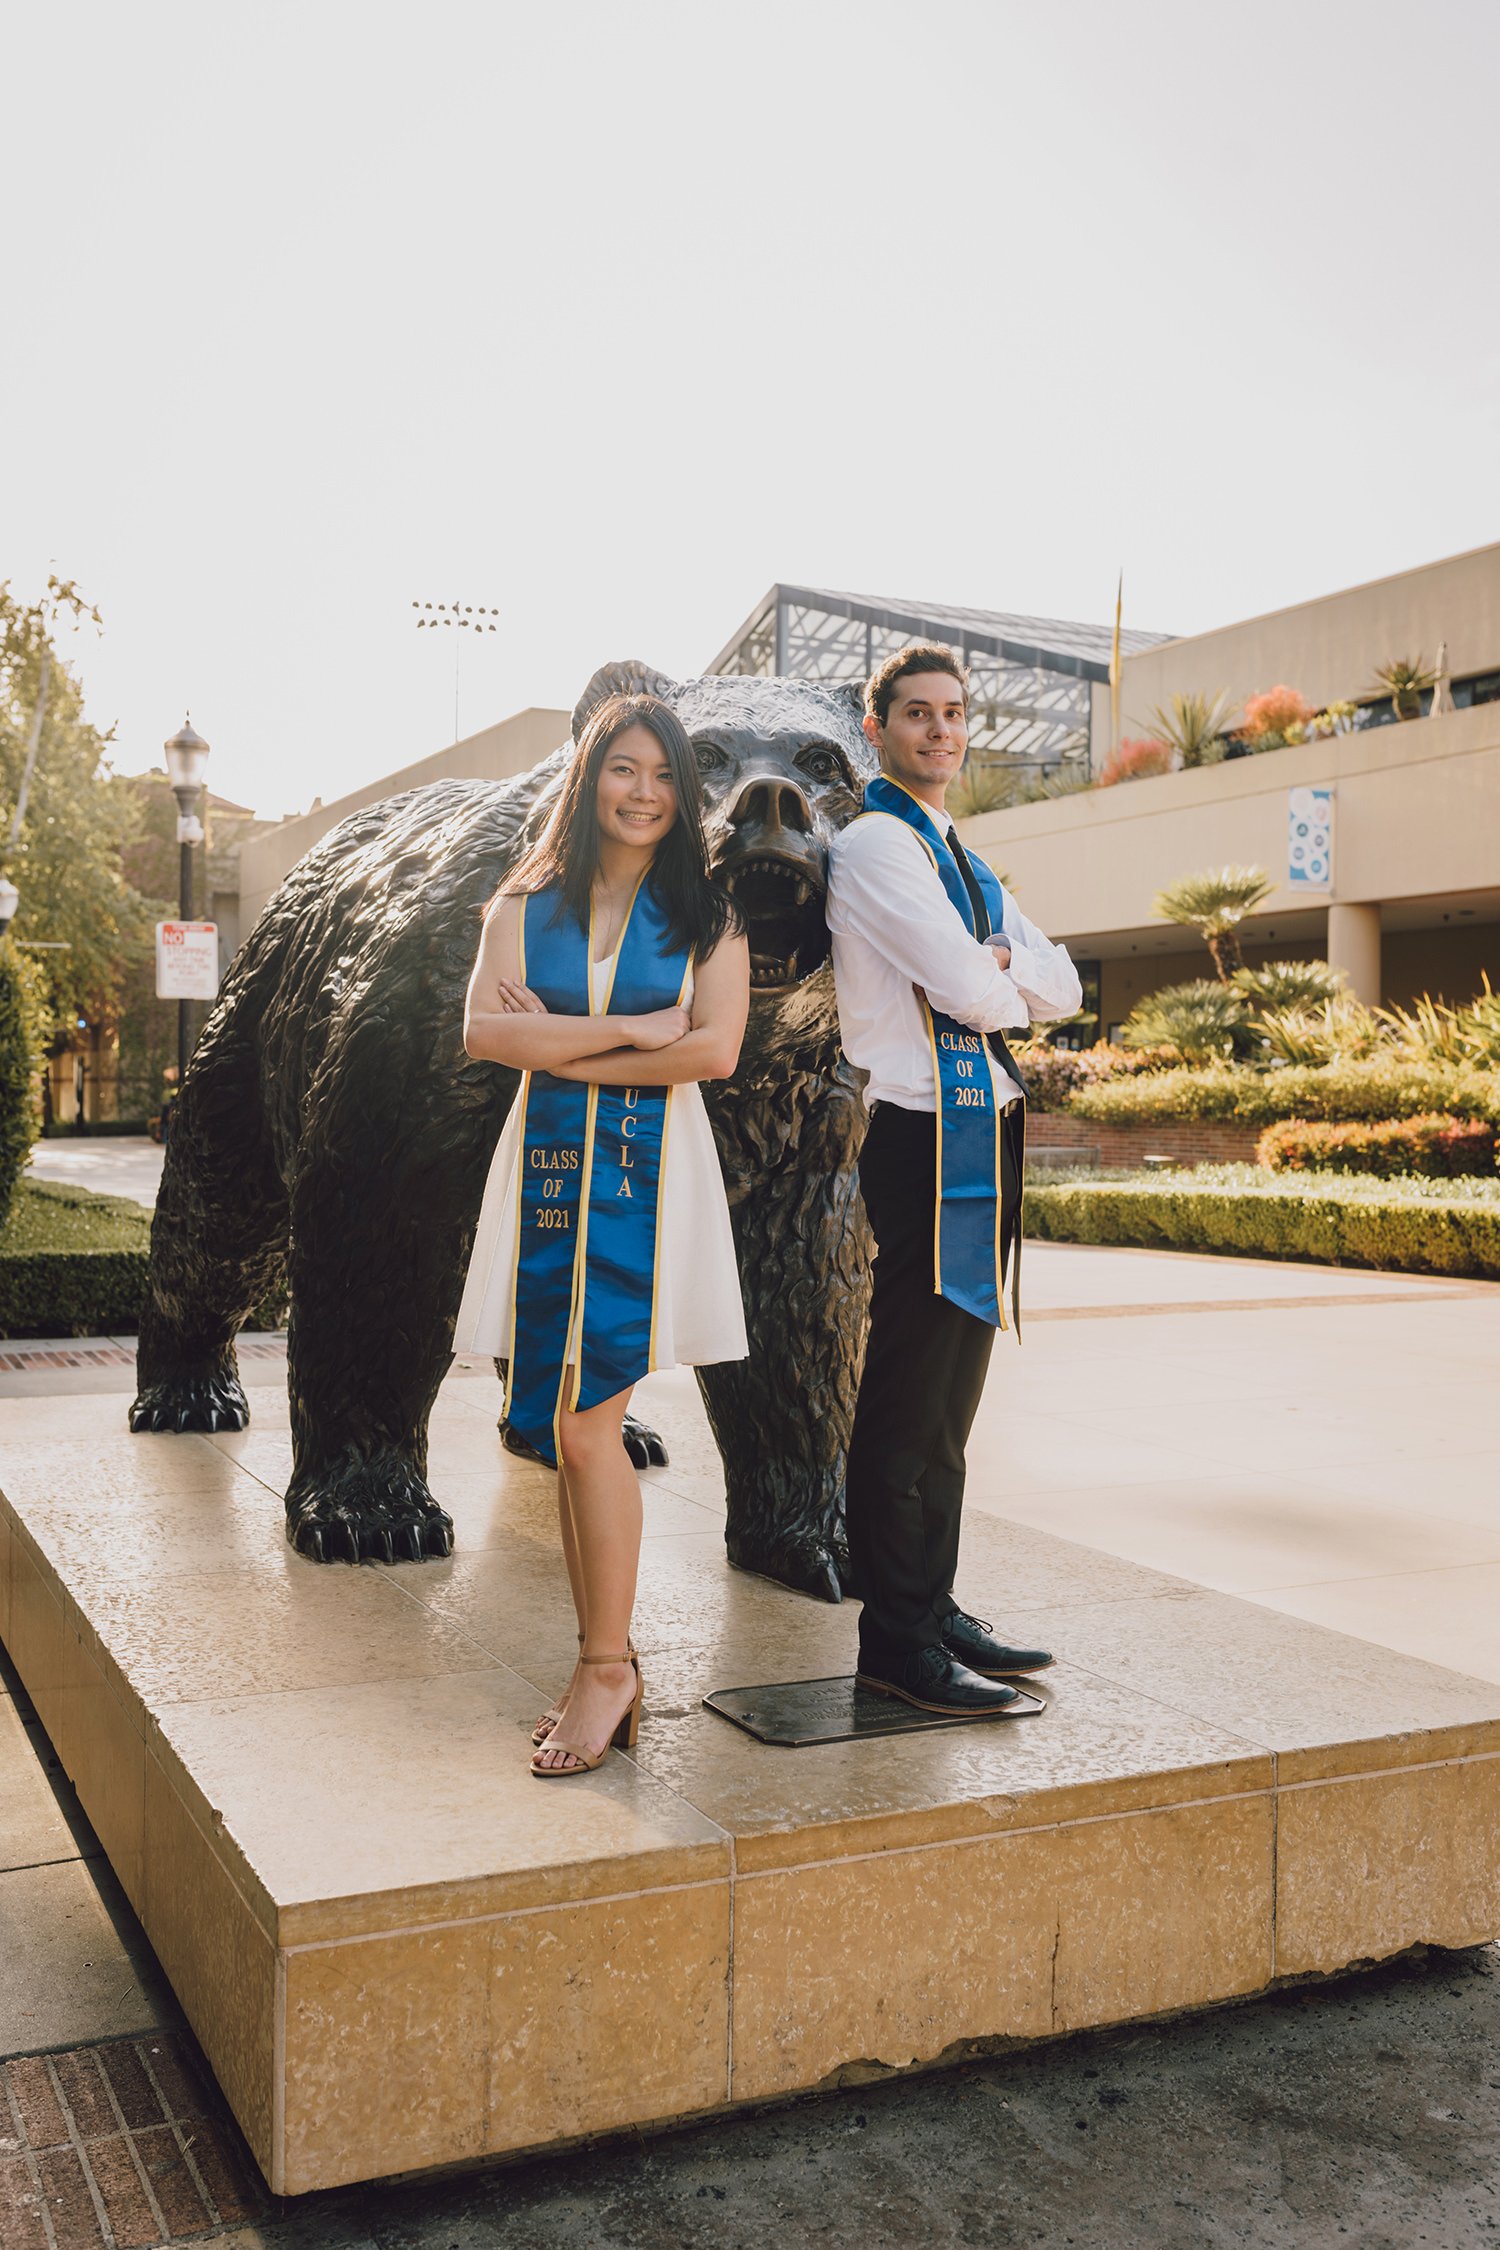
top-left (571, 660), bottom-right (679, 743)
top-left (835, 681), bottom-right (866, 726)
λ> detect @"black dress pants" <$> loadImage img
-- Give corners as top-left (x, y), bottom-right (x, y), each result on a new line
top-left (846, 1100), bottom-right (1015, 1666)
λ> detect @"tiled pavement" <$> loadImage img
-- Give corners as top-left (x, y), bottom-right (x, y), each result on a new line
top-left (0, 2039), bottom-right (267, 2247)
top-left (0, 1645), bottom-right (271, 2248)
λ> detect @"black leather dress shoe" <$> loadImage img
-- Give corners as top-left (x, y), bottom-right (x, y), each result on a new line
top-left (856, 1644), bottom-right (1022, 1716)
top-left (942, 1609), bottom-right (1054, 1677)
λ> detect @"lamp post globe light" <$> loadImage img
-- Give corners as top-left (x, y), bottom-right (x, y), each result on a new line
top-left (0, 877), bottom-right (18, 939)
top-left (164, 718), bottom-right (210, 1089)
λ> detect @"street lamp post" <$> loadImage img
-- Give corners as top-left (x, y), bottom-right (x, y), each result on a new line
top-left (163, 719), bottom-right (210, 1088)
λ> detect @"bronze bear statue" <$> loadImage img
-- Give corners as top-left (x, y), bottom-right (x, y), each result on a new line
top-left (130, 662), bottom-right (879, 1602)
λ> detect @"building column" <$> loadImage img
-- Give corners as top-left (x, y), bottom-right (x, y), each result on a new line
top-left (1328, 901), bottom-right (1382, 1003)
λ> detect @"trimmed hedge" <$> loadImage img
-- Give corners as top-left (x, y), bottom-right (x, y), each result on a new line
top-left (0, 1178), bottom-right (285, 1337)
top-left (0, 1178), bottom-right (153, 1336)
top-left (0, 943), bottom-right (47, 1228)
top-left (1068, 1059), bottom-right (1500, 1128)
top-left (1024, 1165), bottom-right (1500, 1280)
top-left (1257, 1112), bottom-right (1497, 1179)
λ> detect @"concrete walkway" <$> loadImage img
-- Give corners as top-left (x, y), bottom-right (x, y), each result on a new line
top-left (26, 1138), bottom-right (163, 1212)
top-left (967, 1242), bottom-right (1500, 1688)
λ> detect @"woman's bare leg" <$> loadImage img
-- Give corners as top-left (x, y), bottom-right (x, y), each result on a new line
top-left (533, 1386), bottom-right (640, 1771)
top-left (537, 1469), bottom-right (587, 1725)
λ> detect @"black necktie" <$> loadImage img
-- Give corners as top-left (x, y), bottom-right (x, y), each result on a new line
top-left (946, 826), bottom-right (991, 940)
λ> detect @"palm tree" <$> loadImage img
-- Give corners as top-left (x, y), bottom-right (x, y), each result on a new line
top-left (1153, 864), bottom-right (1273, 980)
top-left (1121, 980), bottom-right (1247, 1062)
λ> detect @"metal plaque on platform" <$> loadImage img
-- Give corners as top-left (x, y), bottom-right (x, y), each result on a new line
top-left (703, 1673), bottom-right (1046, 1747)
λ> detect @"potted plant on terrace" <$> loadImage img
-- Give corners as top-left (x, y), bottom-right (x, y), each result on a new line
top-left (1144, 690), bottom-right (1238, 769)
top-left (1371, 655), bottom-right (1438, 721)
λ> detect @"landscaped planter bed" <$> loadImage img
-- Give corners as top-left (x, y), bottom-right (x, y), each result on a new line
top-left (1024, 1165), bottom-right (1500, 1281)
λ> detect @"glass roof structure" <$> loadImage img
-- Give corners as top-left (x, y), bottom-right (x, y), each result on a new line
top-left (707, 584), bottom-right (1172, 773)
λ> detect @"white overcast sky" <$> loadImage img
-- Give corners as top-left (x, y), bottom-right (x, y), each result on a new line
top-left (6, 0), bottom-right (1498, 817)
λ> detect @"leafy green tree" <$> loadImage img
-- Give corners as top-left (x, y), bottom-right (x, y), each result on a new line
top-left (0, 577), bottom-right (154, 1037)
top-left (1153, 863), bottom-right (1274, 979)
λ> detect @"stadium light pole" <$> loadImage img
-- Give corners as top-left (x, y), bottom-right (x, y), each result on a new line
top-left (411, 601), bottom-right (500, 742)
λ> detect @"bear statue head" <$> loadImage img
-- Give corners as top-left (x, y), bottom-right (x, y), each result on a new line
top-left (570, 660), bottom-right (876, 996)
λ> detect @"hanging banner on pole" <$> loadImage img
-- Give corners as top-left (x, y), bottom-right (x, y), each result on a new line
top-left (155, 921), bottom-right (220, 1001)
top-left (1287, 787), bottom-right (1334, 890)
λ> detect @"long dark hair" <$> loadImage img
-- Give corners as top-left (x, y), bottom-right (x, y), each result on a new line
top-left (504, 692), bottom-right (739, 958)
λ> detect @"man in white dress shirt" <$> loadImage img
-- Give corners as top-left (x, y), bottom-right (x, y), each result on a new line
top-left (828, 642), bottom-right (1083, 1715)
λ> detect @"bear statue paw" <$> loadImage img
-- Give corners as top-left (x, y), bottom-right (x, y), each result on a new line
top-left (129, 1370), bottom-right (250, 1435)
top-left (622, 1411), bottom-right (669, 1470)
top-left (727, 1530), bottom-right (852, 1605)
top-left (285, 1467), bottom-right (455, 1565)
top-left (497, 1412), bottom-right (669, 1470)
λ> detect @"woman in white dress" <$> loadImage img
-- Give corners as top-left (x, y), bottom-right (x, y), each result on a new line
top-left (459, 691), bottom-right (749, 1778)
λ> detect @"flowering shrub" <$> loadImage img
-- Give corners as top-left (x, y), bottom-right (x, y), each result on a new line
top-left (1010, 1038), bottom-right (1174, 1112)
top-left (1239, 685), bottom-right (1315, 749)
top-left (1097, 736), bottom-right (1174, 788)
top-left (1257, 1113), bottom-right (1496, 1179)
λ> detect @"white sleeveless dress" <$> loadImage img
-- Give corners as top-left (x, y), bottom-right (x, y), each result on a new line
top-left (454, 952), bottom-right (749, 1371)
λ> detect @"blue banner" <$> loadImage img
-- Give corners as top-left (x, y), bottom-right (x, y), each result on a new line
top-left (506, 877), bottom-right (691, 1464)
top-left (859, 776), bottom-right (1020, 1329)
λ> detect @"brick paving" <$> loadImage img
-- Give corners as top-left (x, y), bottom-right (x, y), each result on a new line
top-left (0, 2037), bottom-right (268, 2248)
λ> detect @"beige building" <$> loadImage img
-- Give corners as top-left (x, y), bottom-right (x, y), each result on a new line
top-left (966, 542), bottom-right (1500, 1029)
top-left (237, 706), bottom-right (569, 936)
top-left (236, 547), bottom-right (1498, 1031)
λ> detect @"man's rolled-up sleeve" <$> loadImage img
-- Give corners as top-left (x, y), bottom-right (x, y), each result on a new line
top-left (997, 898), bottom-right (1084, 1024)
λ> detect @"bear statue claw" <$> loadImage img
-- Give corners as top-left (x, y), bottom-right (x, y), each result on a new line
top-left (622, 1414), bottom-right (669, 1470)
top-left (498, 1412), bottom-right (669, 1471)
top-left (285, 1477), bottom-right (455, 1565)
top-left (129, 1371), bottom-right (250, 1435)
top-left (728, 1531), bottom-right (853, 1606)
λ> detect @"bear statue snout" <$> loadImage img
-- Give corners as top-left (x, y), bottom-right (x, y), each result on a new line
top-left (727, 773), bottom-right (813, 840)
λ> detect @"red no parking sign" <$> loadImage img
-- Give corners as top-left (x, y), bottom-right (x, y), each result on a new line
top-left (155, 920), bottom-right (220, 1001)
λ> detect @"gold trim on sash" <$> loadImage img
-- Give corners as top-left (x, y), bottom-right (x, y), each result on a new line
top-left (555, 870), bottom-right (650, 1450)
top-left (501, 895), bottom-right (531, 1430)
top-left (646, 954), bottom-right (694, 1373)
top-left (856, 803), bottom-right (1013, 1331)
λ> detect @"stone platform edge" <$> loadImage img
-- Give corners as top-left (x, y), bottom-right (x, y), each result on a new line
top-left (4, 1494), bottom-right (1500, 2196)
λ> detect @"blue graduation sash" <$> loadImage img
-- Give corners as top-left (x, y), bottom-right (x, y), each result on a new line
top-left (858, 775), bottom-right (1024, 1331)
top-left (505, 876), bottom-right (692, 1466)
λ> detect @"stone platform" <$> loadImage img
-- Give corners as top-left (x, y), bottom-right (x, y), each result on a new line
top-left (3, 1366), bottom-right (1499, 2196)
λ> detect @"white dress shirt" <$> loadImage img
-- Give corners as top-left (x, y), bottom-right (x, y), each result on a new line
top-left (827, 811), bottom-right (1084, 1112)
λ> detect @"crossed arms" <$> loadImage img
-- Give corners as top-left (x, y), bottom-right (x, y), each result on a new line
top-left (462, 894), bottom-right (750, 1085)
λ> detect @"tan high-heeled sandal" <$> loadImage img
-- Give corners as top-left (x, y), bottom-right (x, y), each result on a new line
top-left (533, 1635), bottom-right (636, 1747)
top-left (532, 1634), bottom-right (583, 1748)
top-left (529, 1651), bottom-right (642, 1779)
